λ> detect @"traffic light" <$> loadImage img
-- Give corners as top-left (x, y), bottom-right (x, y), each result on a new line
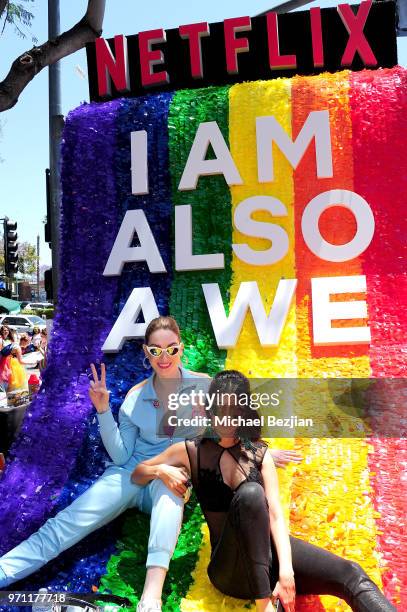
top-left (3, 217), bottom-right (18, 276)
top-left (44, 268), bottom-right (53, 301)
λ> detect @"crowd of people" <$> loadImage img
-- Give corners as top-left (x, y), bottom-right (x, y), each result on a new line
top-left (0, 324), bottom-right (47, 393)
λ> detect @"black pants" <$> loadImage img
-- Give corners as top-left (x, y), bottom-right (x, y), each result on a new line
top-left (207, 482), bottom-right (396, 611)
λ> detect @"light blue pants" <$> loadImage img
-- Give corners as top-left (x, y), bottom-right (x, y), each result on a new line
top-left (0, 466), bottom-right (184, 587)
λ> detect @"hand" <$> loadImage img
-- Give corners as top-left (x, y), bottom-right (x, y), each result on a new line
top-left (89, 363), bottom-right (110, 414)
top-left (272, 571), bottom-right (295, 612)
top-left (158, 464), bottom-right (188, 498)
top-left (271, 449), bottom-right (303, 469)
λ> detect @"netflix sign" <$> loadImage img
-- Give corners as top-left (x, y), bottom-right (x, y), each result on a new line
top-left (86, 0), bottom-right (397, 102)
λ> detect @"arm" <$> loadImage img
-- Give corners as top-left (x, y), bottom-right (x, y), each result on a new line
top-left (97, 400), bottom-right (140, 466)
top-left (89, 363), bottom-right (139, 466)
top-left (131, 442), bottom-right (190, 497)
top-left (12, 346), bottom-right (25, 364)
top-left (261, 449), bottom-right (295, 612)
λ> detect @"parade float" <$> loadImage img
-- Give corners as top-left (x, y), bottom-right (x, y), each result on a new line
top-left (0, 1), bottom-right (405, 610)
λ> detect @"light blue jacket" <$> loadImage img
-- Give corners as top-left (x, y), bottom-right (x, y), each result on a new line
top-left (97, 366), bottom-right (210, 471)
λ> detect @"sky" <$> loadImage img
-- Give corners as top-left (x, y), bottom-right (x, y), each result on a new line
top-left (0, 0), bottom-right (406, 266)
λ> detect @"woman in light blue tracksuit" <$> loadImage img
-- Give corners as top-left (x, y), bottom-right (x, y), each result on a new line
top-left (0, 316), bottom-right (301, 612)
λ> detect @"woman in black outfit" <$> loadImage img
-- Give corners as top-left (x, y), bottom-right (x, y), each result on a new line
top-left (132, 371), bottom-right (396, 612)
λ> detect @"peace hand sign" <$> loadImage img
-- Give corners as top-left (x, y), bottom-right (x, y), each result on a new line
top-left (89, 363), bottom-right (110, 414)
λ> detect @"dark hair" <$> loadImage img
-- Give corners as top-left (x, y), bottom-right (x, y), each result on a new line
top-left (207, 370), bottom-right (263, 443)
top-left (1, 325), bottom-right (16, 342)
top-left (144, 316), bottom-right (181, 345)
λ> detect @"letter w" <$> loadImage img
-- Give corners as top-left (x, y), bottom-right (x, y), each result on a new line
top-left (202, 280), bottom-right (297, 348)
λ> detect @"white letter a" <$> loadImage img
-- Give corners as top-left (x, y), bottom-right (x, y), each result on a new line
top-left (178, 121), bottom-right (243, 190)
top-left (102, 287), bottom-right (160, 352)
top-left (103, 210), bottom-right (166, 276)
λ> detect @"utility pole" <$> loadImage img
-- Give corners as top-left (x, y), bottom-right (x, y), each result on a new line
top-left (48, 0), bottom-right (64, 304)
top-left (37, 234), bottom-right (40, 301)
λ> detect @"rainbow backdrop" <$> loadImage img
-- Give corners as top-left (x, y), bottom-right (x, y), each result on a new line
top-left (0, 67), bottom-right (406, 612)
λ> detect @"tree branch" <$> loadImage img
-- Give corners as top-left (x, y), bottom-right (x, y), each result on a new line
top-left (0, 0), bottom-right (106, 112)
top-left (1, 1), bottom-right (9, 36)
top-left (0, 1), bottom-right (8, 19)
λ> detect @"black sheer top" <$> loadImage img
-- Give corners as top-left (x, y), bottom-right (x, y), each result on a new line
top-left (185, 437), bottom-right (269, 549)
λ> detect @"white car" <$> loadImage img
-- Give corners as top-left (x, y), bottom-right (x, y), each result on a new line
top-left (22, 302), bottom-right (53, 311)
top-left (0, 314), bottom-right (47, 335)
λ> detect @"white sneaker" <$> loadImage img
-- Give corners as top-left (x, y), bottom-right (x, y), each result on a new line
top-left (136, 599), bottom-right (162, 612)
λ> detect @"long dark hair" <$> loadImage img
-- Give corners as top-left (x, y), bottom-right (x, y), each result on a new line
top-left (206, 370), bottom-right (264, 444)
top-left (0, 325), bottom-right (15, 342)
